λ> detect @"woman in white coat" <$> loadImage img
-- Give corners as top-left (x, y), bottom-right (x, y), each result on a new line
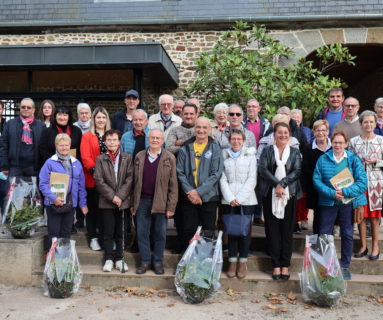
top-left (220, 129), bottom-right (257, 279)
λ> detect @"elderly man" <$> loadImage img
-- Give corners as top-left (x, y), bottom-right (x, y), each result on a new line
top-left (73, 102), bottom-right (92, 134)
top-left (112, 89), bottom-right (140, 134)
top-left (121, 109), bottom-right (150, 159)
top-left (131, 129), bottom-right (178, 275)
top-left (243, 99), bottom-right (270, 147)
top-left (215, 104), bottom-right (256, 149)
top-left (148, 94), bottom-right (182, 141)
top-left (334, 97), bottom-right (362, 139)
top-left (291, 109), bottom-right (313, 144)
top-left (173, 100), bottom-right (185, 117)
top-left (0, 98), bottom-right (45, 177)
top-left (177, 117), bottom-right (223, 248)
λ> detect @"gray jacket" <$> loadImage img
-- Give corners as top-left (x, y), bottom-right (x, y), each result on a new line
top-left (176, 136), bottom-right (223, 202)
top-left (215, 126), bottom-right (256, 150)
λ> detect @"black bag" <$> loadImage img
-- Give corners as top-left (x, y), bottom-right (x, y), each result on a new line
top-left (223, 207), bottom-right (252, 237)
top-left (51, 192), bottom-right (73, 214)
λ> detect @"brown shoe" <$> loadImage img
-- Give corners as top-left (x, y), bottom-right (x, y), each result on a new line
top-left (236, 262), bottom-right (247, 279)
top-left (153, 263), bottom-right (165, 275)
top-left (135, 264), bottom-right (150, 274)
top-left (227, 261), bottom-right (237, 278)
top-left (253, 218), bottom-right (264, 226)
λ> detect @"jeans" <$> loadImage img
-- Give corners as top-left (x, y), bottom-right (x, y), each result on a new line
top-left (46, 206), bottom-right (74, 248)
top-left (318, 204), bottom-right (353, 268)
top-left (136, 198), bottom-right (168, 265)
top-left (102, 209), bottom-right (123, 261)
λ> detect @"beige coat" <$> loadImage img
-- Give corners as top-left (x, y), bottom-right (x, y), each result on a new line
top-left (94, 152), bottom-right (133, 209)
top-left (131, 149), bottom-right (178, 214)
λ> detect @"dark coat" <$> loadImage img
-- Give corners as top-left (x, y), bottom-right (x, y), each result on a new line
top-left (111, 110), bottom-right (133, 135)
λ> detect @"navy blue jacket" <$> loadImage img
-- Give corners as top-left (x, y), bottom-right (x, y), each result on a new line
top-left (111, 110), bottom-right (133, 135)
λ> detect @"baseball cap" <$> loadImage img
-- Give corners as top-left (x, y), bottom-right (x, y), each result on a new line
top-left (125, 89), bottom-right (139, 99)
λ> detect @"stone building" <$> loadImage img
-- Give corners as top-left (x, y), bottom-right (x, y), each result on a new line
top-left (0, 0), bottom-right (383, 115)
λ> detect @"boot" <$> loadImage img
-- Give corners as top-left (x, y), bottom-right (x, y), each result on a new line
top-left (236, 262), bottom-right (247, 279)
top-left (227, 261), bottom-right (237, 278)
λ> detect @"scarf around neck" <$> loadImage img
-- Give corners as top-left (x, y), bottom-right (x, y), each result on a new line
top-left (20, 115), bottom-right (34, 145)
top-left (107, 146), bottom-right (120, 164)
top-left (56, 124), bottom-right (71, 136)
top-left (77, 119), bottom-right (90, 131)
top-left (56, 152), bottom-right (72, 174)
top-left (272, 145), bottom-right (290, 219)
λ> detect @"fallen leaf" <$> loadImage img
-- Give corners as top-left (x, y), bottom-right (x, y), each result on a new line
top-left (304, 305), bottom-right (314, 309)
top-left (5, 314), bottom-right (10, 319)
top-left (279, 307), bottom-right (288, 313)
top-left (266, 304), bottom-right (278, 310)
top-left (97, 307), bottom-right (104, 313)
top-left (287, 299), bottom-right (297, 305)
top-left (251, 300), bottom-right (261, 303)
top-left (81, 284), bottom-right (92, 291)
top-left (268, 297), bottom-right (284, 304)
top-left (157, 292), bottom-right (168, 298)
top-left (367, 299), bottom-right (372, 302)
top-left (287, 292), bottom-right (296, 301)
top-left (88, 301), bottom-right (96, 305)
top-left (167, 303), bottom-right (175, 307)
top-left (228, 313), bottom-right (234, 316)
top-left (226, 288), bottom-right (236, 296)
top-left (376, 297), bottom-right (383, 303)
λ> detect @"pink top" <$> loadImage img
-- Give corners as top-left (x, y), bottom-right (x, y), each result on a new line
top-left (247, 117), bottom-right (261, 147)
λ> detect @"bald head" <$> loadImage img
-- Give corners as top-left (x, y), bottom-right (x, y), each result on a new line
top-left (195, 117), bottom-right (211, 143)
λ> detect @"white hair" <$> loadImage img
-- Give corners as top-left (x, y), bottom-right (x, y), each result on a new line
top-left (133, 109), bottom-right (148, 119)
top-left (77, 102), bottom-right (91, 114)
top-left (158, 94), bottom-right (174, 105)
top-left (213, 103), bottom-right (228, 115)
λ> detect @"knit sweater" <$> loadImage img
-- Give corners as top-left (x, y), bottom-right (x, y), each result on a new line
top-left (165, 124), bottom-right (195, 155)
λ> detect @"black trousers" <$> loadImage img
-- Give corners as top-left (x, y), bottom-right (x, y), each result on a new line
top-left (263, 191), bottom-right (296, 268)
top-left (86, 187), bottom-right (103, 242)
top-left (102, 208), bottom-right (123, 261)
top-left (46, 206), bottom-right (74, 248)
top-left (181, 198), bottom-right (218, 247)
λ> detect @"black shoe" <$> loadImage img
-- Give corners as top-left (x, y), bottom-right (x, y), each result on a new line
top-left (153, 264), bottom-right (164, 275)
top-left (354, 248), bottom-right (368, 258)
top-left (293, 223), bottom-right (302, 234)
top-left (369, 251), bottom-right (380, 260)
top-left (281, 274), bottom-right (290, 280)
top-left (272, 274), bottom-right (281, 280)
top-left (71, 225), bottom-right (77, 234)
top-left (135, 264), bottom-right (150, 274)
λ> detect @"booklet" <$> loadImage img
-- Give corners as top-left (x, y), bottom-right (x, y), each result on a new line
top-left (329, 168), bottom-right (355, 204)
top-left (50, 172), bottom-right (70, 204)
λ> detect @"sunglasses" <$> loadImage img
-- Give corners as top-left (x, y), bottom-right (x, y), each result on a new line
top-left (229, 112), bottom-right (242, 117)
top-left (20, 105), bottom-right (33, 110)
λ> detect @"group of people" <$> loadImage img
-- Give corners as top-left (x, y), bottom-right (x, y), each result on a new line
top-left (0, 87), bottom-right (381, 281)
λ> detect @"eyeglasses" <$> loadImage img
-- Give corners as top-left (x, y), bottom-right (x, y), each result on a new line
top-left (149, 136), bottom-right (162, 140)
top-left (315, 129), bottom-right (328, 133)
top-left (20, 105), bottom-right (33, 110)
top-left (344, 104), bottom-right (358, 108)
top-left (376, 106), bottom-right (383, 110)
top-left (160, 103), bottom-right (173, 107)
top-left (247, 105), bottom-right (259, 109)
top-left (105, 138), bottom-right (119, 142)
top-left (229, 112), bottom-right (242, 117)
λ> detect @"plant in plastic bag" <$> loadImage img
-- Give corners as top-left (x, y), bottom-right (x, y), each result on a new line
top-left (299, 234), bottom-right (346, 307)
top-left (2, 177), bottom-right (44, 238)
top-left (43, 238), bottom-right (83, 299)
top-left (175, 227), bottom-right (223, 304)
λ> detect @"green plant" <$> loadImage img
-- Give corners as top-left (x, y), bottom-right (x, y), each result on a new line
top-left (7, 201), bottom-right (42, 238)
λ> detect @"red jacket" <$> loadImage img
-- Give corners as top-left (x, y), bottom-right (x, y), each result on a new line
top-left (80, 132), bottom-right (100, 188)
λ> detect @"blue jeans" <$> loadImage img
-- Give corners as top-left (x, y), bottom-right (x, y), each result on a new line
top-left (136, 198), bottom-right (167, 265)
top-left (318, 204), bottom-right (353, 268)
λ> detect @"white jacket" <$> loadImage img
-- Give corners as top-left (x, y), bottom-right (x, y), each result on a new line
top-left (220, 147), bottom-right (258, 205)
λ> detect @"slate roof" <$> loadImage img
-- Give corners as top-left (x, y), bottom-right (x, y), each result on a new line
top-left (0, 0), bottom-right (382, 26)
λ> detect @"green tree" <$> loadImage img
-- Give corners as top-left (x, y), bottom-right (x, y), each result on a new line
top-left (185, 21), bottom-right (356, 124)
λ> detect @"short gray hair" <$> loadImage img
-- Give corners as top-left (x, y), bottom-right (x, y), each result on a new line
top-left (359, 110), bottom-right (377, 124)
top-left (374, 97), bottom-right (383, 108)
top-left (228, 104), bottom-right (243, 114)
top-left (133, 109), bottom-right (148, 119)
top-left (158, 94), bottom-right (173, 105)
top-left (290, 109), bottom-right (302, 117)
top-left (213, 102), bottom-right (228, 115)
top-left (77, 102), bottom-right (91, 114)
top-left (277, 106), bottom-right (291, 115)
top-left (21, 97), bottom-right (35, 109)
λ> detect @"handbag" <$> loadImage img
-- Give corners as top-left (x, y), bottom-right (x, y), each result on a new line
top-left (51, 163), bottom-right (74, 215)
top-left (223, 207), bottom-right (252, 237)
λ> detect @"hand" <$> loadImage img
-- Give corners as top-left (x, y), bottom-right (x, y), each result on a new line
top-left (230, 199), bottom-right (240, 206)
top-left (112, 196), bottom-right (122, 207)
top-left (335, 188), bottom-right (344, 201)
top-left (187, 189), bottom-right (202, 205)
top-left (2, 170), bottom-right (9, 175)
top-left (365, 156), bottom-right (377, 164)
top-left (166, 211), bottom-right (174, 218)
top-left (130, 207), bottom-right (136, 216)
top-left (175, 140), bottom-right (184, 147)
top-left (54, 197), bottom-right (64, 206)
top-left (81, 206), bottom-right (88, 215)
top-left (275, 184), bottom-right (285, 198)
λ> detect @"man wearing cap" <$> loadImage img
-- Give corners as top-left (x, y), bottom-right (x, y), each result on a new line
top-left (112, 89), bottom-right (140, 135)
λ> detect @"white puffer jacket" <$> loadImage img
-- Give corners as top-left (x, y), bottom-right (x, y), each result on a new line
top-left (220, 147), bottom-right (258, 205)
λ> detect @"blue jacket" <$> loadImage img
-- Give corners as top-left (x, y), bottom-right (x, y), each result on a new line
top-left (111, 110), bottom-right (134, 135)
top-left (313, 149), bottom-right (367, 208)
top-left (39, 155), bottom-right (87, 208)
top-left (121, 127), bottom-right (150, 154)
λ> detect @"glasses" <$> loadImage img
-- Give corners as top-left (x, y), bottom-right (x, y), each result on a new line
top-left (229, 112), bottom-right (242, 117)
top-left (20, 105), bottom-right (33, 110)
top-left (376, 106), bottom-right (383, 110)
top-left (160, 103), bottom-right (173, 107)
top-left (105, 138), bottom-right (119, 142)
top-left (247, 105), bottom-right (259, 109)
top-left (315, 129), bottom-right (328, 133)
top-left (149, 136), bottom-right (162, 140)
top-left (344, 104), bottom-right (359, 108)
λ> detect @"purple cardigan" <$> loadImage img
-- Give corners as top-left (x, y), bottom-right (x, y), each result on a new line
top-left (39, 154), bottom-right (87, 208)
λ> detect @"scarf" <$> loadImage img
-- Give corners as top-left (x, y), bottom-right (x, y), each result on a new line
top-left (56, 124), bottom-right (71, 136)
top-left (272, 145), bottom-right (290, 219)
top-left (107, 146), bottom-right (120, 164)
top-left (20, 116), bottom-right (34, 145)
top-left (56, 152), bottom-right (72, 175)
top-left (95, 131), bottom-right (107, 154)
top-left (160, 112), bottom-right (172, 131)
top-left (228, 148), bottom-right (242, 159)
top-left (378, 118), bottom-right (383, 128)
top-left (76, 120), bottom-right (90, 132)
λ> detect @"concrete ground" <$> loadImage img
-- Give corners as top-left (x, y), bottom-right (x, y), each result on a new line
top-left (0, 284), bottom-right (382, 320)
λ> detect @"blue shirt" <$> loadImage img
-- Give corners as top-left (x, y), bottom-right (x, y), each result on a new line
top-left (326, 109), bottom-right (343, 136)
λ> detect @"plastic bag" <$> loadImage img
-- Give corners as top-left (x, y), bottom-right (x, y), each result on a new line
top-left (299, 234), bottom-right (346, 307)
top-left (43, 238), bottom-right (83, 298)
top-left (175, 226), bottom-right (223, 304)
top-left (1, 176), bottom-right (44, 238)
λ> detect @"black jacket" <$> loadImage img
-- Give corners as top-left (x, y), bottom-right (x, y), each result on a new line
top-left (0, 117), bottom-right (46, 172)
top-left (111, 110), bottom-right (133, 135)
top-left (39, 124), bottom-right (82, 165)
top-left (257, 144), bottom-right (302, 199)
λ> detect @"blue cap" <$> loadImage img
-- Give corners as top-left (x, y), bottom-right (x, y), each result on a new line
top-left (125, 89), bottom-right (139, 99)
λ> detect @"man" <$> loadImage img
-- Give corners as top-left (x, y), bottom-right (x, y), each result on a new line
top-left (148, 94), bottom-right (182, 141)
top-left (187, 98), bottom-right (201, 115)
top-left (243, 99), bottom-right (270, 147)
top-left (131, 129), bottom-right (178, 275)
top-left (0, 98), bottom-right (45, 177)
top-left (177, 117), bottom-right (223, 248)
top-left (173, 100), bottom-right (185, 117)
top-left (215, 104), bottom-right (256, 149)
top-left (316, 88), bottom-right (346, 135)
top-left (112, 89), bottom-right (140, 134)
top-left (73, 102), bottom-right (92, 134)
top-left (121, 109), bottom-right (150, 159)
top-left (334, 97), bottom-right (362, 139)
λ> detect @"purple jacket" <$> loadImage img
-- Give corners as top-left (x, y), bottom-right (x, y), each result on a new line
top-left (39, 154), bottom-right (87, 207)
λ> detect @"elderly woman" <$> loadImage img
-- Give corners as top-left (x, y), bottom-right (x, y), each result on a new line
top-left (349, 111), bottom-right (383, 260)
top-left (73, 102), bottom-right (92, 134)
top-left (39, 134), bottom-right (88, 247)
top-left (291, 109), bottom-right (313, 144)
top-left (374, 97), bottom-right (383, 136)
top-left (94, 129), bottom-right (133, 272)
top-left (80, 106), bottom-right (111, 251)
top-left (210, 102), bottom-right (229, 137)
top-left (220, 129), bottom-right (257, 279)
top-left (259, 122), bottom-right (302, 280)
top-left (313, 130), bottom-right (367, 280)
top-left (302, 120), bottom-right (331, 234)
top-left (37, 99), bottom-right (55, 128)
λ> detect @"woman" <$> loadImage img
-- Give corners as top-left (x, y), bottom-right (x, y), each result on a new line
top-left (302, 120), bottom-right (331, 234)
top-left (39, 104), bottom-right (83, 164)
top-left (74, 102), bottom-right (92, 134)
top-left (80, 107), bottom-right (111, 251)
top-left (258, 122), bottom-right (302, 280)
top-left (220, 129), bottom-right (257, 279)
top-left (374, 97), bottom-right (383, 136)
top-left (210, 103), bottom-right (229, 137)
top-left (37, 99), bottom-right (55, 128)
top-left (349, 111), bottom-right (383, 260)
top-left (313, 130), bottom-right (367, 280)
top-left (39, 134), bottom-right (88, 247)
top-left (94, 129), bottom-right (133, 272)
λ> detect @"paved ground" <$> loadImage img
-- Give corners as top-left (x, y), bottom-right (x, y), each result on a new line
top-left (0, 284), bottom-right (382, 320)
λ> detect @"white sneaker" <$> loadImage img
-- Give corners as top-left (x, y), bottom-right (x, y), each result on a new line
top-left (90, 238), bottom-right (102, 251)
top-left (103, 259), bottom-right (114, 272)
top-left (115, 260), bottom-right (128, 272)
top-left (301, 221), bottom-right (309, 230)
top-left (333, 225), bottom-right (340, 237)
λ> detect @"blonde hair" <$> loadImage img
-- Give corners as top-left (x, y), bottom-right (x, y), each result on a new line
top-left (89, 106), bottom-right (111, 135)
top-left (312, 119), bottom-right (329, 132)
top-left (55, 133), bottom-right (71, 145)
top-left (272, 114), bottom-right (290, 127)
